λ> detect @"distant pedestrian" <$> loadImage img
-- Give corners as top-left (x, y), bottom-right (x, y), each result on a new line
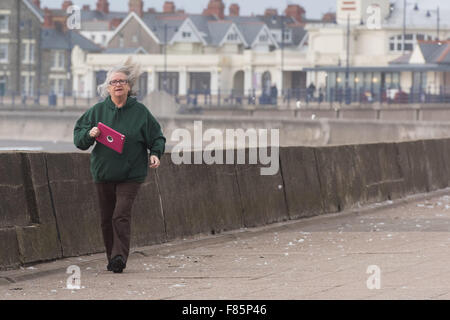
top-left (73, 59), bottom-right (166, 273)
top-left (270, 85), bottom-right (278, 105)
top-left (318, 87), bottom-right (324, 104)
top-left (307, 83), bottom-right (316, 102)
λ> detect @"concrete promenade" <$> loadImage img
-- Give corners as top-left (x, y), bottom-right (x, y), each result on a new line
top-left (2, 188), bottom-right (450, 300)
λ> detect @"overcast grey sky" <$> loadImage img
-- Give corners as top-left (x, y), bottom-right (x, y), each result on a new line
top-left (39, 0), bottom-right (450, 19)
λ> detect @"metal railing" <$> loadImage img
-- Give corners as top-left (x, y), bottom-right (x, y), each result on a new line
top-left (173, 89), bottom-right (280, 109)
top-left (2, 86), bottom-right (450, 110)
top-left (282, 85), bottom-right (450, 107)
top-left (0, 90), bottom-right (152, 109)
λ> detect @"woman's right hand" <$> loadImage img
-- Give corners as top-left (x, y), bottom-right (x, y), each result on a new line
top-left (89, 127), bottom-right (101, 138)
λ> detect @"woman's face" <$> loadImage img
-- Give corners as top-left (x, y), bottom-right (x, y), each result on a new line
top-left (107, 72), bottom-right (130, 99)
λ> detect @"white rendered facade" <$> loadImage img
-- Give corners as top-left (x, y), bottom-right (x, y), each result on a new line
top-left (307, 0), bottom-right (450, 93)
top-left (71, 46), bottom-right (310, 98)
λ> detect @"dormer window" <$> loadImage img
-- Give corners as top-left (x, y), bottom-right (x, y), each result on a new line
top-left (259, 34), bottom-right (268, 42)
top-left (283, 30), bottom-right (291, 42)
top-left (227, 33), bottom-right (238, 41)
top-left (182, 32), bottom-right (191, 38)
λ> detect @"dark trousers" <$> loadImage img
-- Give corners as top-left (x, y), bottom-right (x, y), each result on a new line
top-left (95, 182), bottom-right (141, 264)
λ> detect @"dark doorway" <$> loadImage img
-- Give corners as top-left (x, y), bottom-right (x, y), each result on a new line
top-left (189, 72), bottom-right (211, 94)
top-left (158, 72), bottom-right (179, 95)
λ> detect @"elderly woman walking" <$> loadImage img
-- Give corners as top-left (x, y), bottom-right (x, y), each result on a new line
top-left (73, 60), bottom-right (166, 273)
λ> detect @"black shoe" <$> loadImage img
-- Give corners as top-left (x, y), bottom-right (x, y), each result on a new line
top-left (111, 255), bottom-right (126, 273)
top-left (107, 261), bottom-right (112, 271)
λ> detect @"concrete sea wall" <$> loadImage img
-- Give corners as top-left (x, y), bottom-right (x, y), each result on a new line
top-left (2, 139), bottom-right (450, 270)
top-left (2, 111), bottom-right (450, 147)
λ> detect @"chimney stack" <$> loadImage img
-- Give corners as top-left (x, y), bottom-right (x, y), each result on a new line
top-left (202, 0), bottom-right (225, 20)
top-left (284, 4), bottom-right (306, 24)
top-left (229, 3), bottom-right (239, 17)
top-left (264, 8), bottom-right (278, 17)
top-left (129, 0), bottom-right (144, 17)
top-left (43, 7), bottom-right (54, 28)
top-left (96, 0), bottom-right (109, 14)
top-left (32, 0), bottom-right (40, 9)
top-left (163, 1), bottom-right (176, 14)
top-left (322, 12), bottom-right (336, 23)
top-left (109, 18), bottom-right (123, 30)
top-left (61, 0), bottom-right (73, 11)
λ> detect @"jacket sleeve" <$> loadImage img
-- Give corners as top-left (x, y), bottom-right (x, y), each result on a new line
top-left (73, 108), bottom-right (96, 151)
top-left (145, 112), bottom-right (166, 159)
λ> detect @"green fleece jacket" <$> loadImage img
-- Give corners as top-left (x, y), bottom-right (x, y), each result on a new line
top-left (73, 96), bottom-right (166, 183)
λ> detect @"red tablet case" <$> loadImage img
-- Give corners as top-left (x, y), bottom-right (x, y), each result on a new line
top-left (95, 122), bottom-right (126, 154)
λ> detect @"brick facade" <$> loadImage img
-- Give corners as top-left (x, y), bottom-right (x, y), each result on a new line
top-left (0, 0), bottom-right (42, 96)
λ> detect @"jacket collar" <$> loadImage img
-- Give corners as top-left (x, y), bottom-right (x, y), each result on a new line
top-left (105, 96), bottom-right (137, 110)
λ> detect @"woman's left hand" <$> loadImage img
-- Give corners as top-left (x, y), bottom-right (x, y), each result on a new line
top-left (149, 155), bottom-right (160, 169)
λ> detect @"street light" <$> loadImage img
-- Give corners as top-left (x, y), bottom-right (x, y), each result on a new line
top-left (426, 7), bottom-right (441, 41)
top-left (345, 14), bottom-right (351, 105)
top-left (161, 23), bottom-right (178, 94)
top-left (281, 16), bottom-right (285, 95)
top-left (20, 19), bottom-right (32, 102)
top-left (274, 15), bottom-right (286, 98)
top-left (401, 0), bottom-right (419, 55)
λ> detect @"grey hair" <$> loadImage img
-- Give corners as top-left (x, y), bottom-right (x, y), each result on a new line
top-left (97, 58), bottom-right (142, 98)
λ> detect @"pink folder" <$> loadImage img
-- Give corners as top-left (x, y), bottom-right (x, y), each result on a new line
top-left (96, 122), bottom-right (126, 154)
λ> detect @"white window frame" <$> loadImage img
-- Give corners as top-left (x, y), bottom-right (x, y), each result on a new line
top-left (22, 42), bottom-right (35, 64)
top-left (389, 33), bottom-right (436, 53)
top-left (52, 50), bottom-right (65, 70)
top-left (0, 43), bottom-right (8, 63)
top-left (283, 30), bottom-right (291, 42)
top-left (0, 15), bottom-right (8, 33)
top-left (21, 74), bottom-right (34, 96)
top-left (227, 33), bottom-right (238, 41)
top-left (50, 77), bottom-right (66, 96)
top-left (58, 79), bottom-right (65, 95)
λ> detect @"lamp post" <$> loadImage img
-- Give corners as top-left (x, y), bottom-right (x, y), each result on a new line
top-left (163, 23), bottom-right (167, 93)
top-left (402, 1), bottom-right (419, 54)
top-left (20, 19), bottom-right (32, 102)
top-left (27, 20), bottom-right (32, 99)
top-left (281, 15), bottom-right (285, 95)
top-left (402, 0), bottom-right (406, 55)
top-left (437, 6), bottom-right (440, 41)
top-left (160, 23), bottom-right (179, 94)
top-left (426, 7), bottom-right (441, 41)
top-left (345, 14), bottom-right (351, 105)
